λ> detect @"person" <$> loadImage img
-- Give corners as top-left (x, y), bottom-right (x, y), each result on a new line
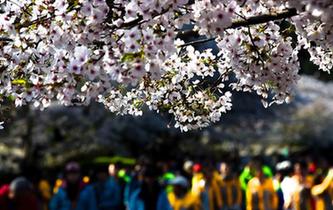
top-left (127, 166), bottom-right (161, 210)
top-left (49, 161), bottom-right (92, 210)
top-left (199, 165), bottom-right (222, 210)
top-left (311, 168), bottom-right (333, 210)
top-left (217, 162), bottom-right (242, 210)
top-left (89, 164), bottom-right (123, 210)
top-left (183, 160), bottom-right (194, 181)
top-left (157, 175), bottom-right (201, 210)
top-left (274, 161), bottom-right (287, 210)
top-left (0, 184), bottom-right (10, 209)
top-left (278, 160), bottom-right (295, 210)
top-left (240, 158), bottom-right (273, 210)
top-left (286, 161), bottom-right (314, 210)
top-left (124, 164), bottom-right (142, 207)
top-left (0, 177), bottom-right (39, 210)
top-left (38, 179), bottom-right (52, 210)
top-left (191, 163), bottom-right (204, 196)
top-left (246, 162), bottom-right (278, 210)
top-left (156, 168), bottom-right (176, 210)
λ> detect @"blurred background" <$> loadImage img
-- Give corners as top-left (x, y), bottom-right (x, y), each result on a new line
top-left (0, 71), bottom-right (332, 180)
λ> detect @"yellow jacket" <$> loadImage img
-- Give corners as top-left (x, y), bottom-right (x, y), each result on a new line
top-left (192, 173), bottom-right (205, 195)
top-left (167, 191), bottom-right (201, 210)
top-left (246, 177), bottom-right (278, 210)
top-left (291, 175), bottom-right (314, 210)
top-left (311, 169), bottom-right (333, 210)
top-left (216, 174), bottom-right (242, 208)
top-left (192, 172), bottom-right (223, 210)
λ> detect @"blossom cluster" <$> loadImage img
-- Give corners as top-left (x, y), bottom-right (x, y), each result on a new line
top-left (291, 0), bottom-right (333, 72)
top-left (0, 0), bottom-right (332, 131)
top-left (192, 0), bottom-right (236, 36)
top-left (217, 22), bottom-right (300, 106)
top-left (141, 46), bottom-right (233, 131)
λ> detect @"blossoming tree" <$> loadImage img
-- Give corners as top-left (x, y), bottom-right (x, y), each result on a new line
top-left (0, 0), bottom-right (332, 131)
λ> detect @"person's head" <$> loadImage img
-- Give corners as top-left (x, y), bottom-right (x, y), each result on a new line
top-left (219, 162), bottom-right (230, 176)
top-left (9, 177), bottom-right (33, 199)
top-left (108, 163), bottom-right (117, 177)
top-left (252, 160), bottom-right (264, 178)
top-left (64, 161), bottom-right (81, 184)
top-left (95, 165), bottom-right (109, 182)
top-left (135, 165), bottom-right (157, 193)
top-left (202, 165), bottom-right (214, 183)
top-left (294, 161), bottom-right (307, 176)
top-left (276, 160), bottom-right (292, 180)
top-left (183, 160), bottom-right (193, 175)
top-left (192, 163), bottom-right (202, 174)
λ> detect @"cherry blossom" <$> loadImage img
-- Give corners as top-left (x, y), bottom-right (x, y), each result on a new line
top-left (0, 0), bottom-right (332, 131)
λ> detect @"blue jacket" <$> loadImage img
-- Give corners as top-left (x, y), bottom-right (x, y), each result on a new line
top-left (156, 190), bottom-right (173, 210)
top-left (93, 177), bottom-right (122, 210)
top-left (124, 177), bottom-right (141, 207)
top-left (49, 185), bottom-right (96, 210)
top-left (127, 188), bottom-right (145, 210)
top-left (200, 186), bottom-right (210, 210)
top-left (76, 185), bottom-right (98, 210)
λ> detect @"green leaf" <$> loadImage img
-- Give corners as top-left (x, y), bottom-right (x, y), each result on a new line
top-left (133, 99), bottom-right (143, 108)
top-left (12, 79), bottom-right (27, 86)
top-left (120, 51), bottom-right (144, 63)
top-left (7, 95), bottom-right (16, 102)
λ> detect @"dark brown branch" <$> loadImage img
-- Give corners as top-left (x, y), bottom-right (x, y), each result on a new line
top-left (247, 26), bottom-right (265, 65)
top-left (23, 7), bottom-right (297, 46)
top-left (116, 6), bottom-right (172, 29)
top-left (177, 8), bottom-right (298, 40)
top-left (0, 37), bottom-right (13, 42)
top-left (17, 15), bottom-right (54, 29)
top-left (231, 8), bottom-right (297, 28)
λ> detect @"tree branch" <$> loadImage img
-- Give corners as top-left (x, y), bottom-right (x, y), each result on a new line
top-left (179, 37), bottom-right (216, 47)
top-left (231, 8), bottom-right (297, 28)
top-left (8, 7), bottom-right (298, 47)
top-left (177, 8), bottom-right (298, 40)
top-left (115, 6), bottom-right (172, 29)
top-left (18, 15), bottom-right (54, 29)
top-left (0, 37), bottom-right (13, 42)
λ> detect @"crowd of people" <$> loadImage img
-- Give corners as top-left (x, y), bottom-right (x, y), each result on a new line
top-left (0, 155), bottom-right (333, 210)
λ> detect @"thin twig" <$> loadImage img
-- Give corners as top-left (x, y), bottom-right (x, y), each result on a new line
top-left (247, 26), bottom-right (265, 65)
top-left (179, 37), bottom-right (216, 47)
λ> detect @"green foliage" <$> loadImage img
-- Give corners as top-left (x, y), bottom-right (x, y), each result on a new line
top-left (121, 51), bottom-right (145, 63)
top-left (12, 79), bottom-right (27, 86)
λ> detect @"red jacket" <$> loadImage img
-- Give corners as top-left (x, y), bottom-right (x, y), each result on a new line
top-left (0, 185), bottom-right (10, 210)
top-left (13, 193), bottom-right (40, 210)
top-left (0, 184), bottom-right (39, 210)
